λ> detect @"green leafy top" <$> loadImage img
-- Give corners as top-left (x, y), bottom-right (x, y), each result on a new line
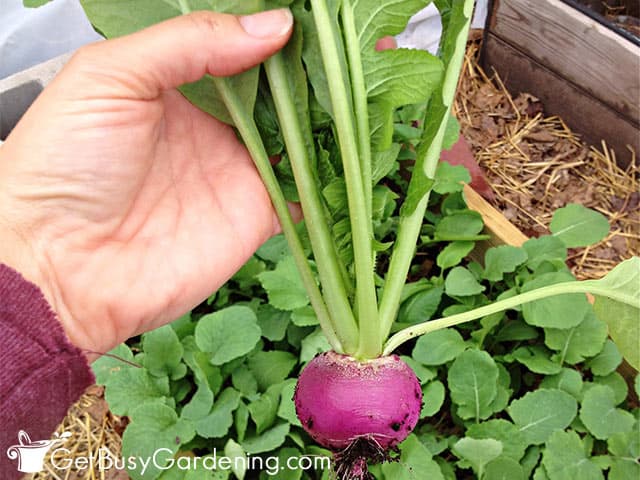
top-left (74, 0), bottom-right (475, 359)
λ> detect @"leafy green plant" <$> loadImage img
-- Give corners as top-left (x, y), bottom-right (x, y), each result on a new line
top-left (25, 0), bottom-right (638, 478)
top-left (94, 200), bottom-right (640, 480)
top-left (72, 0), bottom-right (475, 361)
top-left (69, 0), bottom-right (638, 361)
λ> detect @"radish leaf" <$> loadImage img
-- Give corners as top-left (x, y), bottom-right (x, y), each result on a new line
top-left (23, 0), bottom-right (52, 6)
top-left (467, 419), bottom-right (528, 462)
top-left (437, 241), bottom-right (475, 270)
top-left (242, 422), bottom-right (290, 454)
top-left (224, 439), bottom-right (248, 480)
top-left (277, 380), bottom-right (301, 426)
top-left (141, 325), bottom-right (185, 379)
top-left (412, 328), bottom-right (465, 365)
top-left (433, 161), bottom-right (471, 194)
top-left (194, 387), bottom-right (241, 438)
top-left (381, 434), bottom-right (444, 480)
top-left (452, 437), bottom-right (503, 478)
top-left (79, 0), bottom-right (262, 125)
top-left (445, 266), bottom-right (485, 296)
top-left (509, 346), bottom-right (562, 375)
top-left (448, 349), bottom-right (499, 422)
top-left (544, 310), bottom-right (608, 365)
top-left (523, 236), bottom-right (568, 270)
top-left (420, 380), bottom-right (445, 417)
top-left (484, 458), bottom-right (526, 480)
top-left (398, 285), bottom-right (444, 325)
top-left (256, 304), bottom-right (291, 341)
top-left (194, 306), bottom-right (261, 365)
top-left (580, 385), bottom-right (635, 440)
top-left (607, 429), bottom-right (640, 480)
top-left (248, 383), bottom-right (283, 434)
top-left (539, 368), bottom-right (584, 399)
top-left (521, 272), bottom-right (591, 329)
top-left (541, 430), bottom-right (605, 479)
top-left (122, 403), bottom-right (195, 480)
top-left (582, 257), bottom-right (640, 370)
top-left (508, 389), bottom-right (577, 445)
top-left (586, 340), bottom-right (623, 376)
top-left (355, 0), bottom-right (442, 151)
top-left (181, 374), bottom-right (214, 422)
top-left (103, 368), bottom-right (171, 416)
top-left (92, 343), bottom-right (135, 384)
top-left (483, 245), bottom-right (528, 282)
top-left (247, 350), bottom-right (297, 391)
top-left (550, 203), bottom-right (610, 248)
top-left (258, 256), bottom-right (310, 311)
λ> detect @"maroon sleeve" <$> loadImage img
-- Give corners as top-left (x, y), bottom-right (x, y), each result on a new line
top-left (0, 263), bottom-right (94, 479)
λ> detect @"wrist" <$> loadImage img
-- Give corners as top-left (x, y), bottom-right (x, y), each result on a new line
top-left (0, 220), bottom-right (45, 293)
top-left (0, 217), bottom-right (95, 360)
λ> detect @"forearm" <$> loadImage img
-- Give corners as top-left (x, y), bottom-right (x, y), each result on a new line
top-left (0, 263), bottom-right (93, 478)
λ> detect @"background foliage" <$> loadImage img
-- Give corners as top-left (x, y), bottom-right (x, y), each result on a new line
top-left (95, 171), bottom-right (639, 479)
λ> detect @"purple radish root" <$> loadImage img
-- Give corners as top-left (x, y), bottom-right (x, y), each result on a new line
top-left (294, 351), bottom-right (422, 479)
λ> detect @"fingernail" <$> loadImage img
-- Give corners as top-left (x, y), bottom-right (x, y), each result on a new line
top-left (239, 9), bottom-right (293, 38)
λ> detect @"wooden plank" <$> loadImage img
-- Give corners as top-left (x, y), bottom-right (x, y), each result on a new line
top-left (483, 33), bottom-right (639, 167)
top-left (489, 0), bottom-right (640, 125)
top-left (463, 184), bottom-right (528, 263)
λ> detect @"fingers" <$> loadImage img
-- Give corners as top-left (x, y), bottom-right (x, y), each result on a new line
top-left (375, 36), bottom-right (397, 51)
top-left (62, 9), bottom-right (293, 99)
top-left (272, 202), bottom-right (303, 236)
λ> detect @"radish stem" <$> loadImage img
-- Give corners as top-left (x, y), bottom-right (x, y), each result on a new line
top-left (179, 1), bottom-right (343, 351)
top-left (212, 76), bottom-right (342, 352)
top-left (310, 0), bottom-right (380, 358)
top-left (378, 0), bottom-right (475, 343)
top-left (383, 280), bottom-right (636, 355)
top-left (264, 53), bottom-right (359, 352)
top-left (341, 0), bottom-right (373, 225)
top-left (177, 0), bottom-right (190, 14)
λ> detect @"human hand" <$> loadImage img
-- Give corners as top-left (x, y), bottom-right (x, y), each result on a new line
top-left (0, 10), bottom-right (293, 360)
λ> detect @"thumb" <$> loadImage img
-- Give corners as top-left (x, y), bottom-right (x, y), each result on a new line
top-left (60, 9), bottom-right (293, 99)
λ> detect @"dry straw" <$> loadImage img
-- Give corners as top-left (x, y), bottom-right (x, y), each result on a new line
top-left (455, 40), bottom-right (638, 280)
top-left (27, 386), bottom-right (127, 480)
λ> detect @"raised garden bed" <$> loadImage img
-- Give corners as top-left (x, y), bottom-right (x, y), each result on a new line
top-left (482, 0), bottom-right (640, 166)
top-left (456, 41), bottom-right (639, 281)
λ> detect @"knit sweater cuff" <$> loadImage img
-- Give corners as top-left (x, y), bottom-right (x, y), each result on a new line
top-left (0, 263), bottom-right (94, 478)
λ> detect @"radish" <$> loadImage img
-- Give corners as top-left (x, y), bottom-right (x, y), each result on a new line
top-left (208, 1), bottom-right (638, 477)
top-left (294, 352), bottom-right (422, 478)
top-left (70, 0), bottom-right (640, 478)
top-left (179, 0), bottom-right (636, 477)
top-left (211, 1), bottom-right (476, 476)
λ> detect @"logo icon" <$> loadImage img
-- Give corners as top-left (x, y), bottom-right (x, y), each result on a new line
top-left (6, 430), bottom-right (71, 473)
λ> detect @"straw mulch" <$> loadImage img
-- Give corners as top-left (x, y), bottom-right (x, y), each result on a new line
top-left (454, 39), bottom-right (639, 280)
top-left (25, 385), bottom-right (128, 480)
